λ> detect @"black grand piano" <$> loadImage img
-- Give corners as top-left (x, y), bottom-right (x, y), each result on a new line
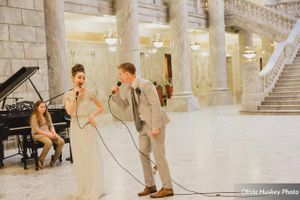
top-left (0, 66), bottom-right (71, 169)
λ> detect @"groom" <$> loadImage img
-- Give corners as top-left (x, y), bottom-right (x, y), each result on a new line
top-left (111, 62), bottom-right (174, 198)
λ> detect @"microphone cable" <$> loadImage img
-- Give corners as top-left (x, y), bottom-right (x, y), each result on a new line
top-left (106, 95), bottom-right (266, 199)
top-left (72, 92), bottom-right (266, 198)
top-left (74, 92), bottom-right (145, 186)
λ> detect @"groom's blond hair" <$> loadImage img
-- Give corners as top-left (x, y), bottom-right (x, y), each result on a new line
top-left (118, 62), bottom-right (136, 75)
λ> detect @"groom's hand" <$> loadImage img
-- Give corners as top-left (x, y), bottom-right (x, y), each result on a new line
top-left (111, 85), bottom-right (120, 94)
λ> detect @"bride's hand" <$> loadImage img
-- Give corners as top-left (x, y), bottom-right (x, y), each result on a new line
top-left (88, 115), bottom-right (96, 126)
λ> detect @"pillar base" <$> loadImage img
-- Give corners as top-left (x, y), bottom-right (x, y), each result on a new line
top-left (207, 89), bottom-right (233, 105)
top-left (167, 94), bottom-right (200, 112)
top-left (241, 93), bottom-right (261, 111)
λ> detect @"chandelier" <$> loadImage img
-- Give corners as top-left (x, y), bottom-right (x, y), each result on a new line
top-left (242, 47), bottom-right (256, 60)
top-left (153, 33), bottom-right (164, 48)
top-left (104, 29), bottom-right (117, 45)
top-left (190, 42), bottom-right (200, 51)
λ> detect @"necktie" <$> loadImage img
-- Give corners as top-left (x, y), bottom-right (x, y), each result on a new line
top-left (131, 87), bottom-right (142, 131)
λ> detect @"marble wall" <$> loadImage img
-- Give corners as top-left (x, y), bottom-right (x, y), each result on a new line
top-left (140, 46), bottom-right (169, 86)
top-left (190, 50), bottom-right (210, 103)
top-left (0, 0), bottom-right (48, 102)
top-left (66, 41), bottom-right (119, 109)
top-left (0, 0), bottom-right (48, 149)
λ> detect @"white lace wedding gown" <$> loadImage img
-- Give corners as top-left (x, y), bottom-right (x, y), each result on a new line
top-left (64, 90), bottom-right (104, 200)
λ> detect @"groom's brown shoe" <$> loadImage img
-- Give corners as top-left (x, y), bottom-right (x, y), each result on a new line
top-left (150, 188), bottom-right (174, 198)
top-left (138, 186), bottom-right (157, 196)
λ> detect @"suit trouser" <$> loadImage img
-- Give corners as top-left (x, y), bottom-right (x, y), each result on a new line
top-left (34, 135), bottom-right (65, 162)
top-left (139, 124), bottom-right (172, 189)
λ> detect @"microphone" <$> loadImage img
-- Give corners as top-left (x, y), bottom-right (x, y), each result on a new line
top-left (75, 84), bottom-right (82, 100)
top-left (112, 81), bottom-right (122, 95)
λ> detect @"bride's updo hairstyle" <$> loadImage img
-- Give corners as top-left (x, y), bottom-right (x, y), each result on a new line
top-left (72, 63), bottom-right (85, 77)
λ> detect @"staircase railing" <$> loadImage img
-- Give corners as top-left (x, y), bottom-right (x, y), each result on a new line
top-left (267, 1), bottom-right (300, 18)
top-left (258, 19), bottom-right (300, 100)
top-left (224, 0), bottom-right (297, 35)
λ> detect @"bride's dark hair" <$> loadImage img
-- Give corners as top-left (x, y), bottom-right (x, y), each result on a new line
top-left (72, 64), bottom-right (85, 77)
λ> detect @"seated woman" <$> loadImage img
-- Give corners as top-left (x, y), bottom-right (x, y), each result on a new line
top-left (29, 100), bottom-right (65, 169)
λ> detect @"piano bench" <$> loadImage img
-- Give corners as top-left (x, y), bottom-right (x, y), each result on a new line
top-left (24, 137), bottom-right (73, 170)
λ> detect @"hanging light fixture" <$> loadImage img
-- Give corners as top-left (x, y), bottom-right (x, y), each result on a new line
top-left (153, 33), bottom-right (164, 48)
top-left (190, 42), bottom-right (200, 51)
top-left (242, 46), bottom-right (256, 60)
top-left (104, 29), bottom-right (117, 45)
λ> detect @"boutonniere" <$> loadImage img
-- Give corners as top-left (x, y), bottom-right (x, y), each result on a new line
top-left (135, 87), bottom-right (141, 95)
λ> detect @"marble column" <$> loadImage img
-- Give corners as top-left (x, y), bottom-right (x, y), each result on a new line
top-left (43, 0), bottom-right (68, 104)
top-left (114, 0), bottom-right (141, 120)
top-left (166, 0), bottom-right (200, 112)
top-left (116, 0), bottom-right (141, 75)
top-left (207, 0), bottom-right (233, 105)
top-left (238, 30), bottom-right (253, 103)
top-left (240, 61), bottom-right (260, 111)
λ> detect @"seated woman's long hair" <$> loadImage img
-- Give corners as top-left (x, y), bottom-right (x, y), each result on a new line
top-left (29, 100), bottom-right (52, 129)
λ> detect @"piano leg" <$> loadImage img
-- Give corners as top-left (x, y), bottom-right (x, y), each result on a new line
top-left (69, 143), bottom-right (73, 163)
top-left (0, 141), bottom-right (4, 168)
top-left (21, 136), bottom-right (28, 170)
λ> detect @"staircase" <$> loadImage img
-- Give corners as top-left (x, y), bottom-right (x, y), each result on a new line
top-left (257, 52), bottom-right (300, 115)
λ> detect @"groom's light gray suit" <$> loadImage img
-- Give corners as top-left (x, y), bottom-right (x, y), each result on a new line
top-left (111, 77), bottom-right (172, 189)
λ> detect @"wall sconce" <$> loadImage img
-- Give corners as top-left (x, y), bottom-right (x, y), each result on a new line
top-left (242, 47), bottom-right (256, 60)
top-left (190, 42), bottom-right (200, 51)
top-left (153, 33), bottom-right (164, 48)
top-left (104, 29), bottom-right (117, 45)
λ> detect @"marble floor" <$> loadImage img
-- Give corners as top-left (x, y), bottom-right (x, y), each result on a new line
top-left (1, 105), bottom-right (300, 200)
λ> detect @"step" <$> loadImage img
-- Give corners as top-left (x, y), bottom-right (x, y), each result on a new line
top-left (269, 91), bottom-right (300, 96)
top-left (276, 82), bottom-right (300, 87)
top-left (273, 87), bottom-right (300, 92)
top-left (265, 96), bottom-right (300, 101)
top-left (240, 110), bottom-right (300, 115)
top-left (284, 65), bottom-right (300, 69)
top-left (281, 71), bottom-right (300, 76)
top-left (258, 105), bottom-right (300, 110)
top-left (283, 68), bottom-right (300, 72)
top-left (262, 100), bottom-right (300, 105)
top-left (276, 80), bottom-right (300, 85)
top-left (281, 69), bottom-right (300, 76)
top-left (279, 76), bottom-right (300, 80)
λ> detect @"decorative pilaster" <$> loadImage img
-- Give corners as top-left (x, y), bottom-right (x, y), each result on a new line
top-left (261, 37), bottom-right (274, 68)
top-left (241, 61), bottom-right (260, 111)
top-left (238, 30), bottom-right (253, 103)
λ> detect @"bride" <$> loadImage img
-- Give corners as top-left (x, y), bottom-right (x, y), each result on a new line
top-left (64, 63), bottom-right (105, 199)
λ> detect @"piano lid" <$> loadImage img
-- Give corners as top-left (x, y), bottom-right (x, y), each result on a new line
top-left (0, 66), bottom-right (39, 103)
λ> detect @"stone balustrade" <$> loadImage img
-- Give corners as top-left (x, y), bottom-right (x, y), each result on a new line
top-left (267, 1), bottom-right (300, 18)
top-left (224, 0), bottom-right (297, 35)
top-left (64, 0), bottom-right (207, 29)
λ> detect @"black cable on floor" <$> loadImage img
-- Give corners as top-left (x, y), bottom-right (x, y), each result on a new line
top-left (106, 96), bottom-right (265, 199)
top-left (72, 94), bottom-right (266, 199)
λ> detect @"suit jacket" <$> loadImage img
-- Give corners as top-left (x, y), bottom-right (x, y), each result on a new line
top-left (111, 78), bottom-right (169, 130)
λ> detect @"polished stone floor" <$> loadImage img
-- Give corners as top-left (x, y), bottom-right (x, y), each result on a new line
top-left (1, 105), bottom-right (300, 200)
